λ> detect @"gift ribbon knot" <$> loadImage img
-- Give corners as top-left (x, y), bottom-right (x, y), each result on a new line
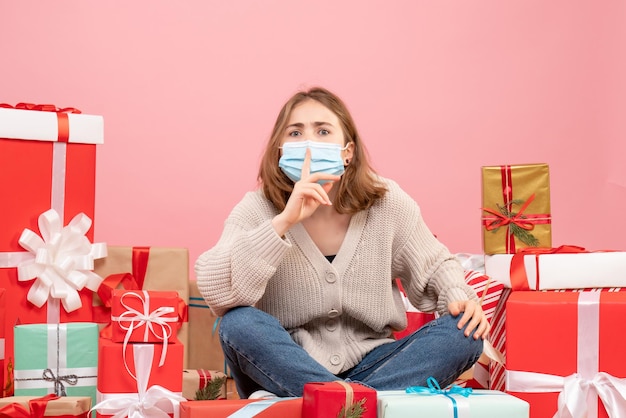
top-left (41, 368), bottom-right (78, 396)
top-left (91, 344), bottom-right (185, 418)
top-left (114, 291), bottom-right (178, 369)
top-left (16, 209), bottom-right (107, 312)
top-left (406, 377), bottom-right (472, 418)
top-left (482, 193), bottom-right (537, 232)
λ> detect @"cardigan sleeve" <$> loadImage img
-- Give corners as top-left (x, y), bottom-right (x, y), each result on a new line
top-left (194, 192), bottom-right (291, 317)
top-left (387, 181), bottom-right (478, 316)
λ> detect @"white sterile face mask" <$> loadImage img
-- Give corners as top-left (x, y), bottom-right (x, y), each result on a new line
top-left (278, 140), bottom-right (348, 183)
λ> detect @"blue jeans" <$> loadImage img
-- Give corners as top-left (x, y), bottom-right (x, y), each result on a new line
top-left (218, 306), bottom-right (483, 398)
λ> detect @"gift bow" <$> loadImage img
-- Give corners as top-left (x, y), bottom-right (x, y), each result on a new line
top-left (507, 370), bottom-right (626, 418)
top-left (17, 209), bottom-right (107, 312)
top-left (0, 394), bottom-right (60, 418)
top-left (482, 193), bottom-right (539, 232)
top-left (406, 377), bottom-right (472, 418)
top-left (114, 291), bottom-right (179, 367)
top-left (91, 344), bottom-right (185, 418)
top-left (0, 103), bottom-right (81, 114)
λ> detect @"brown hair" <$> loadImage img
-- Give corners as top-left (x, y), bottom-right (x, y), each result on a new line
top-left (258, 86), bottom-right (387, 214)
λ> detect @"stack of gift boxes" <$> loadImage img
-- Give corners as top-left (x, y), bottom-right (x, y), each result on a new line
top-left (481, 163), bottom-right (626, 417)
top-left (0, 104), bottom-right (225, 417)
top-left (10, 103), bottom-right (619, 416)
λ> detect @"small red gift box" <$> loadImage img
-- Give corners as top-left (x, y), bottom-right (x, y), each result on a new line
top-left (179, 398), bottom-right (302, 418)
top-left (505, 290), bottom-right (626, 418)
top-left (110, 290), bottom-right (182, 344)
top-left (97, 337), bottom-right (183, 394)
top-left (302, 382), bottom-right (376, 418)
top-left (95, 340), bottom-right (184, 417)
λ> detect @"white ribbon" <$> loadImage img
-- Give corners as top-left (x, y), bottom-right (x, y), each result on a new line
top-left (13, 209), bottom-right (107, 313)
top-left (226, 397), bottom-right (299, 418)
top-left (91, 344), bottom-right (185, 418)
top-left (112, 291), bottom-right (177, 368)
top-left (507, 371), bottom-right (626, 418)
top-left (506, 292), bottom-right (626, 417)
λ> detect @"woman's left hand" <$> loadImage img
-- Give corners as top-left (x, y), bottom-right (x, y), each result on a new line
top-left (448, 299), bottom-right (491, 340)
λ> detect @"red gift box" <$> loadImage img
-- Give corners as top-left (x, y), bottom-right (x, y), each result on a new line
top-left (505, 290), bottom-right (626, 418)
top-left (97, 337), bottom-right (183, 394)
top-left (94, 340), bottom-right (185, 417)
top-left (302, 382), bottom-right (376, 418)
top-left (0, 105), bottom-right (104, 396)
top-left (180, 398), bottom-right (302, 418)
top-left (110, 290), bottom-right (183, 344)
top-left (0, 289), bottom-right (5, 397)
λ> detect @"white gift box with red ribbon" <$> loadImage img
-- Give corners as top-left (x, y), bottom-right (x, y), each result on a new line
top-left (484, 251), bottom-right (626, 290)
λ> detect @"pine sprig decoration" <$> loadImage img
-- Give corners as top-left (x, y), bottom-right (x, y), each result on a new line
top-left (337, 398), bottom-right (367, 418)
top-left (194, 376), bottom-right (227, 400)
top-left (490, 199), bottom-right (539, 247)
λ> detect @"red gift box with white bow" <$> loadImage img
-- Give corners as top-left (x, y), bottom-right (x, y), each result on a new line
top-left (505, 290), bottom-right (626, 418)
top-left (0, 103), bottom-right (105, 396)
top-left (110, 290), bottom-right (183, 344)
top-left (94, 338), bottom-right (184, 417)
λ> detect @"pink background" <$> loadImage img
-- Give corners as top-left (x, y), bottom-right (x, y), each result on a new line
top-left (2, 1), bottom-right (625, 273)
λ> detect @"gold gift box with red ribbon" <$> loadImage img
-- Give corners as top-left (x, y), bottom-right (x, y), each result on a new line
top-left (481, 164), bottom-right (552, 254)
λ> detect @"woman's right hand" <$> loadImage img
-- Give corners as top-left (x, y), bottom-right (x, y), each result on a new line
top-left (272, 148), bottom-right (340, 237)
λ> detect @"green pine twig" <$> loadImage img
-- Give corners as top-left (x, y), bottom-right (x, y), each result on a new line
top-left (337, 398), bottom-right (367, 418)
top-left (194, 376), bottom-right (227, 400)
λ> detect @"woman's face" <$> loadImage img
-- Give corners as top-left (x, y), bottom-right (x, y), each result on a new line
top-left (281, 99), bottom-right (346, 147)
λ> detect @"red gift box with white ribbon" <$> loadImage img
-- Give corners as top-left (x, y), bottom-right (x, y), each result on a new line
top-left (111, 290), bottom-right (183, 344)
top-left (0, 104), bottom-right (105, 396)
top-left (505, 290), bottom-right (626, 418)
top-left (94, 339), bottom-right (184, 418)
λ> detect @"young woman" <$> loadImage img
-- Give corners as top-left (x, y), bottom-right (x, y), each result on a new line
top-left (195, 87), bottom-right (489, 399)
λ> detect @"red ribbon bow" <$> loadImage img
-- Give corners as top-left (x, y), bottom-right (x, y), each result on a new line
top-left (0, 394), bottom-right (66, 418)
top-left (482, 193), bottom-right (538, 232)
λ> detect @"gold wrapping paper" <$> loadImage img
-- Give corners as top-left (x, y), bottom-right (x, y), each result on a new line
top-left (0, 396), bottom-right (91, 416)
top-left (93, 246), bottom-right (190, 367)
top-left (187, 280), bottom-right (230, 376)
top-left (182, 369), bottom-right (227, 400)
top-left (481, 164), bottom-right (551, 254)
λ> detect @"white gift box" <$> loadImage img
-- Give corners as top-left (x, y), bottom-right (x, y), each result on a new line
top-left (0, 106), bottom-right (103, 144)
top-left (484, 252), bottom-right (626, 290)
top-left (377, 389), bottom-right (529, 418)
